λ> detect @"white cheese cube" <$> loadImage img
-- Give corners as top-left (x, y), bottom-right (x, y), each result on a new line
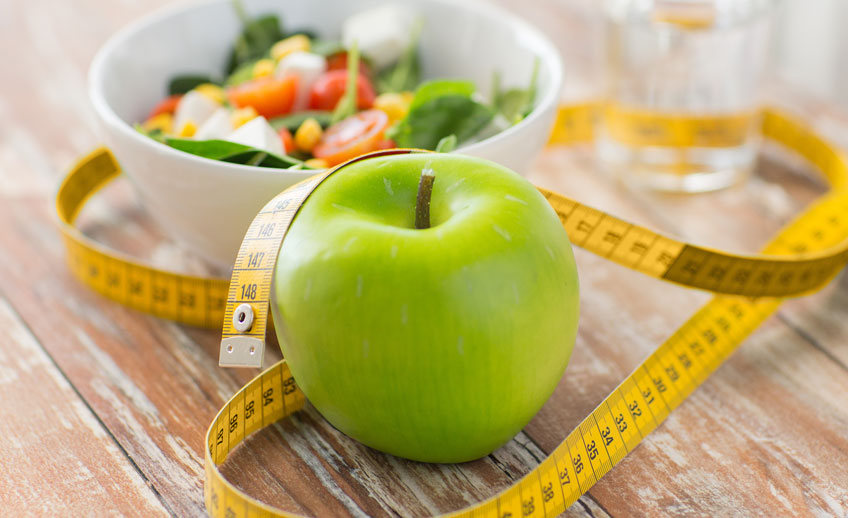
top-left (193, 108), bottom-right (234, 140)
top-left (225, 116), bottom-right (284, 156)
top-left (342, 4), bottom-right (414, 69)
top-left (173, 90), bottom-right (219, 133)
top-left (275, 51), bottom-right (327, 110)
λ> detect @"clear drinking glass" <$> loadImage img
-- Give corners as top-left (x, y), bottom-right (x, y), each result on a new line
top-left (597, 0), bottom-right (775, 192)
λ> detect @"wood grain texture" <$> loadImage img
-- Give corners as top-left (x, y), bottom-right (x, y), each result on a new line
top-left (0, 0), bottom-right (847, 517)
top-left (0, 296), bottom-right (170, 517)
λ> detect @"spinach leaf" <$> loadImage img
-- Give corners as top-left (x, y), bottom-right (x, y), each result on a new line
top-left (387, 78), bottom-right (492, 149)
top-left (165, 138), bottom-right (251, 160)
top-left (330, 41), bottom-right (360, 125)
top-left (168, 75), bottom-right (217, 95)
top-left (389, 95), bottom-right (493, 149)
top-left (218, 150), bottom-right (298, 168)
top-left (375, 20), bottom-right (422, 94)
top-left (435, 134), bottom-right (457, 153)
top-left (491, 57), bottom-right (540, 124)
top-left (165, 138), bottom-right (303, 169)
top-left (226, 14), bottom-right (284, 74)
top-left (270, 110), bottom-right (333, 131)
top-left (496, 89), bottom-right (531, 123)
top-left (409, 80), bottom-right (475, 111)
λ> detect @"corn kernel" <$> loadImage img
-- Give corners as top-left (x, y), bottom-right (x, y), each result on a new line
top-left (295, 118), bottom-right (323, 152)
top-left (230, 107), bottom-right (259, 128)
top-left (194, 83), bottom-right (226, 104)
top-left (271, 34), bottom-right (311, 61)
top-left (374, 92), bottom-right (413, 124)
top-left (304, 158), bottom-right (329, 169)
top-left (142, 113), bottom-right (173, 134)
top-left (178, 120), bottom-right (197, 137)
top-left (252, 59), bottom-right (275, 79)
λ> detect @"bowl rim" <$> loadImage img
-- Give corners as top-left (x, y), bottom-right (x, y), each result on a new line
top-left (88, 0), bottom-right (564, 177)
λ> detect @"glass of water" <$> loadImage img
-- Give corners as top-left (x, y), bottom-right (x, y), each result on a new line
top-left (597, 0), bottom-right (775, 192)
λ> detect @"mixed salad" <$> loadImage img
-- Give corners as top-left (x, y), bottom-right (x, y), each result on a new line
top-left (138, 3), bottom-right (538, 169)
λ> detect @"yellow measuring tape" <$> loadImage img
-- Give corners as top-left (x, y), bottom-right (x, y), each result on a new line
top-left (57, 147), bottom-right (229, 328)
top-left (56, 106), bottom-right (848, 517)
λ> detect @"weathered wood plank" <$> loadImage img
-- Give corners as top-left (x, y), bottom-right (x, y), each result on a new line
top-left (1, 0), bottom-right (847, 516)
top-left (0, 296), bottom-right (171, 517)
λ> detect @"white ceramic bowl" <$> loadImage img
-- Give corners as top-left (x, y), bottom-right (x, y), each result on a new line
top-left (89, 0), bottom-right (563, 269)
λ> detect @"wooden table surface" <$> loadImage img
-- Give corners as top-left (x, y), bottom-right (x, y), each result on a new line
top-left (2, 0), bottom-right (847, 516)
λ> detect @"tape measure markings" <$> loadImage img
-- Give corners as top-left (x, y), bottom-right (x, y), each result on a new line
top-left (203, 109), bottom-right (848, 517)
top-left (540, 186), bottom-right (848, 297)
top-left (55, 107), bottom-right (848, 517)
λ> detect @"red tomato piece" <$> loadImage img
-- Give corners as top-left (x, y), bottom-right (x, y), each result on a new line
top-left (227, 76), bottom-right (298, 119)
top-left (326, 52), bottom-right (372, 78)
top-left (308, 70), bottom-right (376, 112)
top-left (313, 110), bottom-right (390, 166)
top-left (147, 94), bottom-right (182, 119)
top-left (278, 127), bottom-right (294, 153)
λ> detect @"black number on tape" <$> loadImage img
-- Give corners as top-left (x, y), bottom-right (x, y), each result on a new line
top-left (665, 365), bottom-right (679, 382)
top-left (258, 223), bottom-right (275, 237)
top-left (241, 283), bottom-right (258, 300)
top-left (631, 242), bottom-right (649, 255)
top-left (573, 454), bottom-right (583, 474)
top-left (153, 287), bottom-right (168, 302)
top-left (601, 426), bottom-right (614, 446)
top-left (629, 401), bottom-right (642, 417)
top-left (615, 413), bottom-right (627, 432)
top-left (542, 482), bottom-right (554, 502)
top-left (690, 341), bottom-right (705, 356)
top-left (247, 252), bottom-right (265, 268)
top-left (559, 466), bottom-right (571, 485)
top-left (586, 440), bottom-right (599, 460)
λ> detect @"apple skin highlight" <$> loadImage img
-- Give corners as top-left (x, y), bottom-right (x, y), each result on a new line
top-left (271, 153), bottom-right (579, 463)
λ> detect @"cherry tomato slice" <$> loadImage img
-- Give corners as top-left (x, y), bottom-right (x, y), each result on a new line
top-left (326, 52), bottom-right (372, 78)
top-left (313, 110), bottom-right (390, 166)
top-left (278, 127), bottom-right (294, 154)
top-left (308, 70), bottom-right (376, 112)
top-left (227, 76), bottom-right (298, 119)
top-left (147, 94), bottom-right (182, 119)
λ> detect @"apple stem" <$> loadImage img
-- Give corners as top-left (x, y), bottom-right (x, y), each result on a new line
top-left (415, 165), bottom-right (435, 230)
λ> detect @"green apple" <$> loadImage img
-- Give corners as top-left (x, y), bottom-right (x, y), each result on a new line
top-left (271, 153), bottom-right (579, 463)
